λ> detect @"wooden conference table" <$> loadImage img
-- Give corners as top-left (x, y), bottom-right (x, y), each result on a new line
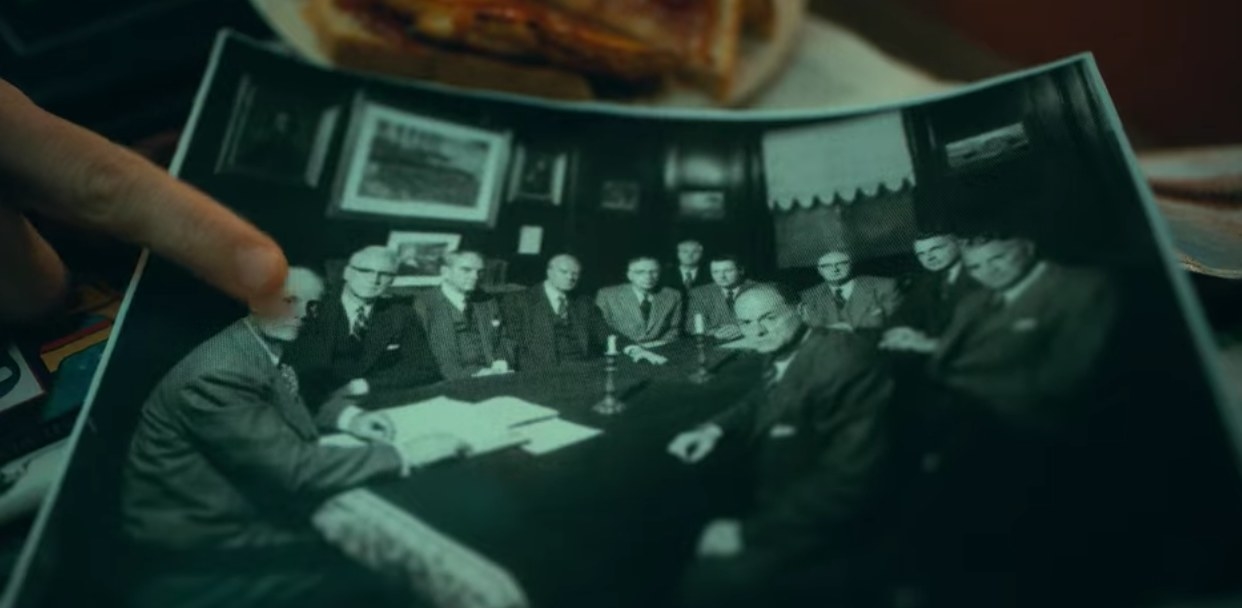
top-left (313, 340), bottom-right (765, 608)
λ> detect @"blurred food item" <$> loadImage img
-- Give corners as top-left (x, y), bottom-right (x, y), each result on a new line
top-left (301, 0), bottom-right (804, 103)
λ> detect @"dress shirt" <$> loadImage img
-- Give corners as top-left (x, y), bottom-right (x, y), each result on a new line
top-left (440, 283), bottom-right (469, 313)
top-left (1000, 261), bottom-right (1049, 306)
top-left (340, 290), bottom-right (375, 331)
top-left (543, 281), bottom-right (569, 313)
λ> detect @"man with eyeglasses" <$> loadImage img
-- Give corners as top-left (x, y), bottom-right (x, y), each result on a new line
top-left (800, 249), bottom-right (899, 332)
top-left (287, 245), bottom-right (442, 410)
top-left (596, 255), bottom-right (683, 347)
top-left (667, 283), bottom-right (895, 608)
top-left (415, 250), bottom-right (515, 379)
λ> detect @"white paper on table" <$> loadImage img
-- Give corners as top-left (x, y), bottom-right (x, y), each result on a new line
top-left (472, 396), bottom-right (559, 428)
top-left (517, 226), bottom-right (543, 255)
top-left (516, 418), bottom-right (602, 456)
top-left (319, 395), bottom-right (529, 456)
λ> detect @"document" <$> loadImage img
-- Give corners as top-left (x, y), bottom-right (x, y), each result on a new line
top-left (516, 418), bottom-right (602, 456)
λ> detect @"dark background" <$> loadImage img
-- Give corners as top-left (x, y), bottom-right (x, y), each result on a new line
top-left (6, 29), bottom-right (1242, 608)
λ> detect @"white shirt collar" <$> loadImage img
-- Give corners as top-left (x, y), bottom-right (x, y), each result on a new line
top-left (1001, 261), bottom-right (1048, 305)
top-left (440, 283), bottom-right (468, 312)
top-left (946, 262), bottom-right (962, 283)
top-left (340, 290), bottom-right (373, 326)
top-left (829, 278), bottom-right (856, 300)
top-left (242, 318), bottom-right (281, 366)
top-left (771, 328), bottom-right (813, 382)
top-left (543, 281), bottom-right (568, 309)
top-left (631, 285), bottom-right (653, 302)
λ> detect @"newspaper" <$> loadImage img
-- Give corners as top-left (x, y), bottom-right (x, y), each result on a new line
top-left (3, 30), bottom-right (1240, 608)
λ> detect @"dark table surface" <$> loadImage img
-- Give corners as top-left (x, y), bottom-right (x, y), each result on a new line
top-left (361, 340), bottom-right (763, 608)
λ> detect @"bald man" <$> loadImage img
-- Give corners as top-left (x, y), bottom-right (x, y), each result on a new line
top-left (668, 283), bottom-right (895, 607)
top-left (286, 246), bottom-right (442, 406)
top-left (414, 250), bottom-right (515, 379)
top-left (799, 250), bottom-right (900, 334)
top-left (502, 254), bottom-right (666, 370)
top-left (121, 267), bottom-right (460, 608)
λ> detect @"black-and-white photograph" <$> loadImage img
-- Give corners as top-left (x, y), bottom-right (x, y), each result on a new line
top-left (6, 32), bottom-right (1242, 608)
top-left (331, 97), bottom-right (509, 226)
top-left (214, 74), bottom-right (338, 186)
top-left (386, 231), bottom-right (463, 287)
top-left (507, 144), bottom-right (568, 206)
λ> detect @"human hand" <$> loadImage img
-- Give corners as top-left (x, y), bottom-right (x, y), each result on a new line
top-left (712, 324), bottom-right (743, 341)
top-left (667, 424), bottom-right (723, 463)
top-left (879, 327), bottom-right (938, 353)
top-left (695, 519), bottom-right (743, 558)
top-left (348, 411), bottom-right (395, 442)
top-left (0, 78), bottom-right (287, 324)
top-left (395, 432), bottom-right (469, 470)
top-left (491, 359), bottom-right (512, 374)
top-left (628, 346), bottom-right (668, 366)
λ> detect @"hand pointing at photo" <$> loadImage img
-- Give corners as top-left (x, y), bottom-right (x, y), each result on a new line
top-left (0, 78), bottom-right (289, 324)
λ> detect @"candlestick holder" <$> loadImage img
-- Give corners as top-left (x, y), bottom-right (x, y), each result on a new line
top-left (688, 333), bottom-right (713, 384)
top-left (592, 352), bottom-right (627, 415)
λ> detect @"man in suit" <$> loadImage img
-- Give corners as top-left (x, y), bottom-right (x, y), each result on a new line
top-left (801, 249), bottom-right (899, 331)
top-left (667, 283), bottom-right (895, 608)
top-left (415, 250), bottom-right (515, 379)
top-left (120, 267), bottom-right (465, 608)
top-left (884, 233), bottom-right (981, 344)
top-left (596, 256), bottom-right (683, 347)
top-left (503, 254), bottom-right (667, 370)
top-left (684, 253), bottom-right (753, 341)
top-left (668, 239), bottom-right (712, 299)
top-left (286, 245), bottom-right (442, 406)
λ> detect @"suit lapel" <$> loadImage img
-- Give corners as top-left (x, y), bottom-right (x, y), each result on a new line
top-left (228, 323), bottom-right (318, 440)
top-left (473, 297), bottom-right (498, 362)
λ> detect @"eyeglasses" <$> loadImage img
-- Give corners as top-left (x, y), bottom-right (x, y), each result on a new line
top-left (349, 265), bottom-right (397, 280)
top-left (817, 262), bottom-right (850, 270)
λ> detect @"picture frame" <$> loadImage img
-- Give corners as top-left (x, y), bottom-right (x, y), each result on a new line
top-left (330, 95), bottom-right (511, 227)
top-left (678, 190), bottom-right (727, 221)
top-left (507, 143), bottom-right (568, 206)
top-left (0, 343), bottom-right (47, 415)
top-left (386, 231), bottom-right (463, 287)
top-left (215, 73), bottom-right (340, 187)
top-left (599, 180), bottom-right (640, 213)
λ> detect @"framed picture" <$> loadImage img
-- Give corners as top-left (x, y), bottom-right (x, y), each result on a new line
top-left (600, 180), bottom-right (640, 213)
top-left (215, 74), bottom-right (340, 187)
top-left (386, 231), bottom-right (463, 287)
top-left (1, 343), bottom-right (47, 415)
top-left (678, 190), bottom-right (727, 220)
top-left (507, 144), bottom-right (568, 205)
top-left (944, 122), bottom-right (1030, 171)
top-left (331, 96), bottom-right (510, 227)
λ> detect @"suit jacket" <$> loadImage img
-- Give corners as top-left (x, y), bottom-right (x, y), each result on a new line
top-left (684, 281), bottom-right (754, 335)
top-left (414, 289), bottom-right (515, 380)
top-left (890, 267), bottom-right (981, 336)
top-left (801, 276), bottom-right (900, 330)
top-left (665, 262), bottom-right (712, 298)
top-left (501, 286), bottom-right (632, 371)
top-left (710, 327), bottom-right (894, 556)
top-left (286, 293), bottom-right (443, 406)
top-left (121, 320), bottom-right (402, 551)
top-left (595, 284), bottom-right (683, 345)
top-left (928, 262), bottom-right (1117, 427)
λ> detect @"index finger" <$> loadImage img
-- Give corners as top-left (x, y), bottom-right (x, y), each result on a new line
top-left (0, 79), bottom-right (287, 309)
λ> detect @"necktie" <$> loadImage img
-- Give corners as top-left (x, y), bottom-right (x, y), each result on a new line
top-left (556, 294), bottom-right (568, 321)
top-left (683, 270), bottom-right (693, 287)
top-left (830, 286), bottom-right (845, 311)
top-left (725, 288), bottom-right (737, 311)
top-left (351, 305), bottom-right (370, 338)
top-left (462, 299), bottom-right (475, 323)
top-left (277, 363), bottom-right (304, 406)
top-left (640, 295), bottom-right (652, 324)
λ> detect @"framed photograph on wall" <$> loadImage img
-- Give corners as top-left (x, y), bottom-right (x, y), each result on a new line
top-left (0, 343), bottom-right (47, 415)
top-left (330, 96), bottom-right (511, 227)
top-left (215, 73), bottom-right (339, 187)
top-left (678, 190), bottom-right (727, 220)
top-left (600, 180), bottom-right (640, 213)
top-left (386, 231), bottom-right (463, 287)
top-left (507, 144), bottom-right (568, 206)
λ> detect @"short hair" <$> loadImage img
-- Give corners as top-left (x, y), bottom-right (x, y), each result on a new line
top-left (348, 245), bottom-right (397, 268)
top-left (677, 239), bottom-right (703, 249)
top-left (957, 231), bottom-right (1031, 251)
top-left (285, 266), bottom-right (324, 291)
top-left (818, 248), bottom-right (852, 261)
top-left (735, 281), bottom-right (801, 309)
top-left (441, 249), bottom-right (484, 269)
top-left (913, 230), bottom-right (956, 243)
top-left (547, 253), bottom-right (580, 270)
top-left (627, 255), bottom-right (659, 270)
top-left (707, 253), bottom-right (744, 269)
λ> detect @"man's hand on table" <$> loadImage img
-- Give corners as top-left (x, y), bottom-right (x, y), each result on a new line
top-left (624, 345), bottom-right (668, 365)
top-left (0, 78), bottom-right (288, 324)
top-left (668, 424), bottom-right (723, 463)
top-left (711, 324), bottom-right (743, 342)
top-left (473, 360), bottom-right (514, 377)
top-left (695, 518), bottom-right (743, 558)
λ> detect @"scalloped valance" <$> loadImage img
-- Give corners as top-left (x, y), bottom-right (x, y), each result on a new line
top-left (762, 112), bottom-right (915, 212)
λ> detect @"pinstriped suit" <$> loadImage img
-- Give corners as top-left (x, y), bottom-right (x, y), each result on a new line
top-left (595, 284), bottom-right (683, 345)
